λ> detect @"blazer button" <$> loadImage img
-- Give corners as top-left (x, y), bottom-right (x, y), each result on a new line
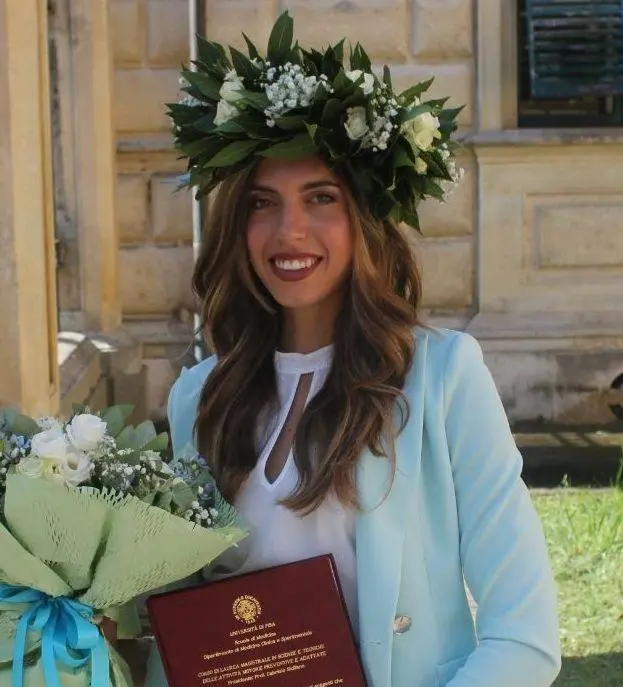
top-left (393, 614), bottom-right (412, 634)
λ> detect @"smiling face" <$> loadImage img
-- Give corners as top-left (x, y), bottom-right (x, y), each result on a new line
top-left (246, 156), bottom-right (354, 318)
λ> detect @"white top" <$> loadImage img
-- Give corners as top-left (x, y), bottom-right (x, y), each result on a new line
top-left (212, 345), bottom-right (358, 637)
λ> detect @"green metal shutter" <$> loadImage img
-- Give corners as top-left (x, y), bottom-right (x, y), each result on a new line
top-left (526, 0), bottom-right (623, 98)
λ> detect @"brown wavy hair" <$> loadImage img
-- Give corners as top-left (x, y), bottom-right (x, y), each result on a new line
top-left (192, 161), bottom-right (424, 513)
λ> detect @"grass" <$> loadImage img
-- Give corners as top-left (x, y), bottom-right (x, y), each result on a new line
top-left (531, 483), bottom-right (623, 687)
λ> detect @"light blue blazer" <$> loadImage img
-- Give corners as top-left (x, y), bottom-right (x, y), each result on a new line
top-left (146, 328), bottom-right (561, 687)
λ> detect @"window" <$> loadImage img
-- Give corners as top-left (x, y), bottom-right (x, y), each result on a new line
top-left (518, 0), bottom-right (623, 127)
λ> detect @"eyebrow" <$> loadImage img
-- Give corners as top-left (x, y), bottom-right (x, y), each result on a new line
top-left (249, 180), bottom-right (341, 193)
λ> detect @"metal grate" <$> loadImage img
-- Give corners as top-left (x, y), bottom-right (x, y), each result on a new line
top-left (526, 0), bottom-right (623, 98)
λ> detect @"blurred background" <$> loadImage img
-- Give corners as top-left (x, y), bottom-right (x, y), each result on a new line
top-left (1, 2), bottom-right (622, 683)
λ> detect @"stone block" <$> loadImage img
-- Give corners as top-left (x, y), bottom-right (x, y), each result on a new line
top-left (148, 0), bottom-right (190, 66)
top-left (143, 358), bottom-right (179, 418)
top-left (110, 0), bottom-right (143, 66)
top-left (532, 197), bottom-right (623, 269)
top-left (418, 150), bottom-right (476, 238)
top-left (114, 69), bottom-right (180, 133)
top-left (120, 245), bottom-right (195, 315)
top-left (204, 1), bottom-right (276, 51)
top-left (117, 174), bottom-right (149, 243)
top-left (151, 174), bottom-right (193, 243)
top-left (391, 62), bottom-right (473, 127)
top-left (283, 0), bottom-right (409, 62)
top-left (416, 238), bottom-right (473, 309)
top-left (411, 0), bottom-right (473, 59)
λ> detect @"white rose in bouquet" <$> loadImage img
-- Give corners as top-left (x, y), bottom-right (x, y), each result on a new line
top-left (344, 106), bottom-right (368, 141)
top-left (402, 111), bottom-right (442, 153)
top-left (345, 69), bottom-right (375, 96)
top-left (30, 427), bottom-right (70, 461)
top-left (66, 413), bottom-right (107, 452)
top-left (214, 99), bottom-right (239, 126)
top-left (220, 71), bottom-right (245, 103)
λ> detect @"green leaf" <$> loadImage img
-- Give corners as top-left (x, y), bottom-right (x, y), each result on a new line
top-left (180, 137), bottom-right (227, 160)
top-left (274, 114), bottom-right (308, 132)
top-left (260, 133), bottom-right (317, 160)
top-left (401, 208), bottom-right (421, 232)
top-left (349, 43), bottom-right (372, 73)
top-left (267, 12), bottom-right (294, 64)
top-left (206, 139), bottom-right (261, 167)
top-left (214, 119), bottom-right (246, 134)
top-left (382, 65), bottom-right (393, 90)
top-left (424, 178), bottom-right (446, 200)
top-left (399, 78), bottom-right (434, 105)
top-left (321, 98), bottom-right (344, 127)
top-left (193, 113), bottom-right (216, 133)
top-left (115, 426), bottom-right (136, 450)
top-left (402, 102), bottom-right (434, 122)
top-left (393, 146), bottom-right (415, 168)
top-left (10, 414), bottom-right (41, 438)
top-left (421, 151), bottom-right (452, 180)
top-left (196, 36), bottom-right (231, 75)
top-left (142, 433), bottom-right (170, 453)
top-left (439, 105), bottom-right (465, 122)
top-left (182, 70), bottom-right (221, 101)
top-left (229, 47), bottom-right (259, 84)
top-left (101, 407), bottom-right (125, 438)
top-left (425, 97), bottom-right (450, 114)
top-left (240, 91), bottom-right (269, 112)
top-left (133, 421), bottom-right (157, 448)
top-left (242, 33), bottom-right (261, 61)
top-left (170, 481), bottom-right (196, 511)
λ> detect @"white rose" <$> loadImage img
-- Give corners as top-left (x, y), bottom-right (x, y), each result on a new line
top-left (66, 413), bottom-right (107, 452)
top-left (16, 456), bottom-right (44, 479)
top-left (30, 427), bottom-right (70, 461)
top-left (214, 99), bottom-right (239, 126)
top-left (345, 70), bottom-right (375, 96)
top-left (402, 111), bottom-right (442, 153)
top-left (344, 106), bottom-right (368, 141)
top-left (220, 76), bottom-right (245, 103)
top-left (60, 451), bottom-right (93, 487)
top-left (415, 157), bottom-right (428, 175)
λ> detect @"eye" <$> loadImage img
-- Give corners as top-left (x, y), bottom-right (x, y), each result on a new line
top-left (310, 192), bottom-right (337, 205)
top-left (248, 196), bottom-right (274, 211)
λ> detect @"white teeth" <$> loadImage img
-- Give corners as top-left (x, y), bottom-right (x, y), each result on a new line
top-left (274, 258), bottom-right (318, 271)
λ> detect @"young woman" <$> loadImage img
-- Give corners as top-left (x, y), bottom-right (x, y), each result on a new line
top-left (147, 13), bottom-right (561, 687)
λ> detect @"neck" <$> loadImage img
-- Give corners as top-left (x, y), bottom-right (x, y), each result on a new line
top-left (280, 300), bottom-right (340, 353)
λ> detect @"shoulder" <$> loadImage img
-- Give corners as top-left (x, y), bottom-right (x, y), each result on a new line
top-left (413, 325), bottom-right (485, 379)
top-left (167, 354), bottom-right (218, 454)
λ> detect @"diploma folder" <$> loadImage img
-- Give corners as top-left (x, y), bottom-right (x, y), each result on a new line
top-left (147, 554), bottom-right (366, 687)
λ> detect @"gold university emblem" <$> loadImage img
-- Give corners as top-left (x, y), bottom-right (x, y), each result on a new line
top-left (232, 595), bottom-right (262, 624)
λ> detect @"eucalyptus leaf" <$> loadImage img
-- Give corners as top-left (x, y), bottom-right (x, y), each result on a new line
top-left (267, 12), bottom-right (294, 64)
top-left (142, 433), bottom-right (170, 453)
top-left (133, 421), bottom-right (157, 448)
top-left (260, 133), bottom-right (317, 160)
top-left (240, 91), bottom-right (269, 112)
top-left (10, 414), bottom-right (41, 438)
top-left (206, 139), bottom-right (261, 167)
top-left (115, 426), bottom-right (137, 450)
top-left (101, 407), bottom-right (125, 438)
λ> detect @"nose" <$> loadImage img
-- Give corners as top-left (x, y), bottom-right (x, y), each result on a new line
top-left (276, 199), bottom-right (308, 241)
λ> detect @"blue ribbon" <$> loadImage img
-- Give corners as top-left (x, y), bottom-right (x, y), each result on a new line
top-left (0, 584), bottom-right (110, 687)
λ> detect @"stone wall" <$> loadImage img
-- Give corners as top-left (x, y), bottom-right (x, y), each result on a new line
top-left (109, 0), bottom-right (623, 423)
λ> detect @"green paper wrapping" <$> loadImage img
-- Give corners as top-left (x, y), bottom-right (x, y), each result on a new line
top-left (0, 473), bottom-right (247, 686)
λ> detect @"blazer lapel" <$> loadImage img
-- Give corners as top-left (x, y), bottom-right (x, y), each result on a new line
top-left (355, 333), bottom-right (428, 687)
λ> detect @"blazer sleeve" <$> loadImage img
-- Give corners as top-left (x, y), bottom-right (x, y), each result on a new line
top-left (443, 333), bottom-right (561, 687)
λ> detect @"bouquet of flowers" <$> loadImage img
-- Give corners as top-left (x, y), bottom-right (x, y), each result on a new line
top-left (0, 405), bottom-right (246, 687)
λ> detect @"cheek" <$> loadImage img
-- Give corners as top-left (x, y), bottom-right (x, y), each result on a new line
top-left (327, 219), bottom-right (354, 270)
top-left (246, 220), bottom-right (267, 271)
